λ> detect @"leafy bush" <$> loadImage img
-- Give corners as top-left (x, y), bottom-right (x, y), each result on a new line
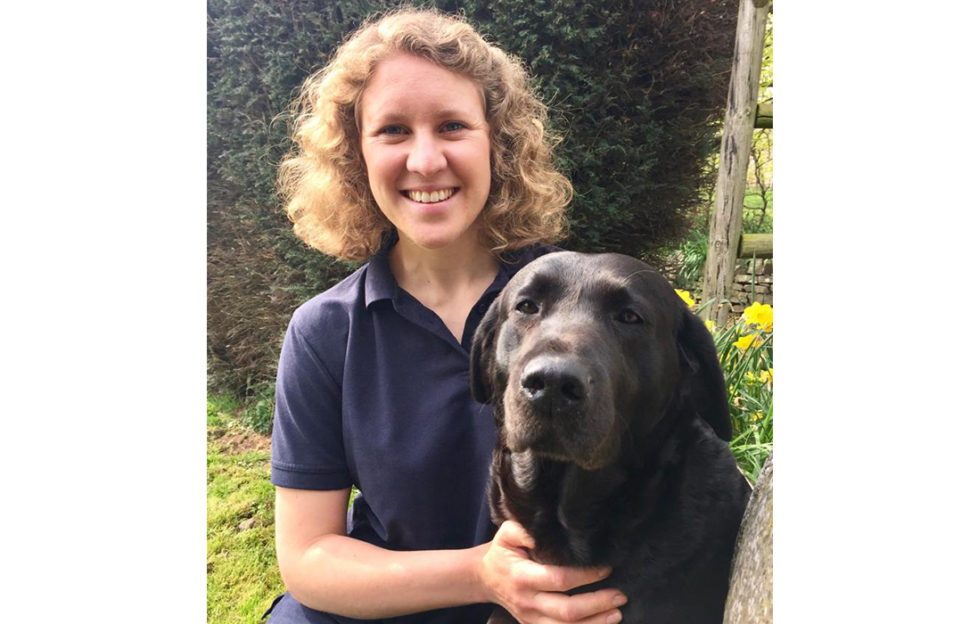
top-left (442, 0), bottom-right (739, 257)
top-left (241, 384), bottom-right (276, 434)
top-left (207, 0), bottom-right (367, 400)
top-left (674, 228), bottom-right (709, 290)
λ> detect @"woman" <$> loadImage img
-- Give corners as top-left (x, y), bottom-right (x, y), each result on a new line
top-left (266, 8), bottom-right (626, 624)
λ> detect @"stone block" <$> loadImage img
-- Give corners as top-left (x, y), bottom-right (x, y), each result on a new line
top-left (724, 453), bottom-right (773, 624)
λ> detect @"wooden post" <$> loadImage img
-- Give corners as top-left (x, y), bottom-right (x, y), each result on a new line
top-left (700, 0), bottom-right (771, 325)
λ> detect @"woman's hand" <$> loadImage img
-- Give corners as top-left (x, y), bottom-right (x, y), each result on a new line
top-left (477, 520), bottom-right (628, 624)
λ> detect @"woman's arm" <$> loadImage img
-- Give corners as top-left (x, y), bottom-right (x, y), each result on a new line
top-left (275, 487), bottom-right (627, 623)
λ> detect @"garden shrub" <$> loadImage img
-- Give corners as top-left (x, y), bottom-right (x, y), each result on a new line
top-left (208, 0), bottom-right (738, 403)
top-left (207, 0), bottom-right (368, 398)
top-left (447, 0), bottom-right (738, 257)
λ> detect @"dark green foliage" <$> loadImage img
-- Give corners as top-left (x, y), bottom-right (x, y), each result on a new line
top-left (675, 228), bottom-right (709, 290)
top-left (440, 0), bottom-right (738, 257)
top-left (207, 0), bottom-right (737, 402)
top-left (207, 0), bottom-right (370, 398)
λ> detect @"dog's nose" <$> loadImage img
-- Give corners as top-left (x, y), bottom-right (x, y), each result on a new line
top-left (520, 357), bottom-right (588, 412)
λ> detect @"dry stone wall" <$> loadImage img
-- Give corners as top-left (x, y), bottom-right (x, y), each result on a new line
top-left (729, 257), bottom-right (773, 315)
top-left (658, 255), bottom-right (773, 316)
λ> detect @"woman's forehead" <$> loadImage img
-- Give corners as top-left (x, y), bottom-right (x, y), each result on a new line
top-left (360, 53), bottom-right (486, 121)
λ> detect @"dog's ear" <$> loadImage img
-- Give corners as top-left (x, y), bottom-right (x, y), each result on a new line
top-left (470, 297), bottom-right (502, 404)
top-left (677, 308), bottom-right (733, 441)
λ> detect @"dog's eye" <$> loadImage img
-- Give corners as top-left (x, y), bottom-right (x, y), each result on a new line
top-left (616, 309), bottom-right (643, 324)
top-left (515, 300), bottom-right (540, 315)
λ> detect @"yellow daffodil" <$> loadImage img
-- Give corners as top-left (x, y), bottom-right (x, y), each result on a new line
top-left (751, 411), bottom-right (765, 421)
top-left (675, 289), bottom-right (696, 308)
top-left (734, 334), bottom-right (762, 351)
top-left (741, 301), bottom-right (773, 332)
top-left (745, 368), bottom-right (772, 384)
top-left (705, 319), bottom-right (715, 332)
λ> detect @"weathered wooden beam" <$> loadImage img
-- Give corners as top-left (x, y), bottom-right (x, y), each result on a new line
top-left (701, 0), bottom-right (771, 325)
top-left (754, 101), bottom-right (772, 128)
top-left (738, 233), bottom-right (772, 258)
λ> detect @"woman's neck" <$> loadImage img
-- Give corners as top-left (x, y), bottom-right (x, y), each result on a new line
top-left (388, 232), bottom-right (499, 342)
top-left (389, 232), bottom-right (496, 293)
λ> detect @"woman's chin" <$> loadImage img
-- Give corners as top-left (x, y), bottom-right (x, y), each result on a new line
top-left (396, 225), bottom-right (483, 254)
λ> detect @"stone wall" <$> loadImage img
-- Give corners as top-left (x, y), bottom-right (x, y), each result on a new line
top-left (729, 257), bottom-right (773, 315)
top-left (657, 255), bottom-right (773, 316)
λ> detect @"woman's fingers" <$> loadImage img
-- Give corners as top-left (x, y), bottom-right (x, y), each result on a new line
top-left (484, 521), bottom-right (627, 624)
top-left (530, 588), bottom-right (627, 624)
top-left (495, 518), bottom-right (536, 550)
top-left (496, 521), bottom-right (611, 592)
top-left (521, 560), bottom-right (612, 593)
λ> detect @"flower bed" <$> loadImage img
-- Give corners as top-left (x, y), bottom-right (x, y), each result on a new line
top-left (676, 292), bottom-right (774, 483)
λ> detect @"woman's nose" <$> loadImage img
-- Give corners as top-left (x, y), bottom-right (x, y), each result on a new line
top-left (405, 133), bottom-right (447, 177)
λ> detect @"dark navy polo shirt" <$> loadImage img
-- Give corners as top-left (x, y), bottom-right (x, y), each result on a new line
top-left (268, 242), bottom-right (556, 624)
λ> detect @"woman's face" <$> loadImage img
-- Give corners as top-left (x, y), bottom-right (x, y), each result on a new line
top-left (359, 53), bottom-right (492, 254)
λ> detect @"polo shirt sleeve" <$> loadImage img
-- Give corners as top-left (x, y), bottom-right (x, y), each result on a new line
top-left (271, 307), bottom-right (352, 490)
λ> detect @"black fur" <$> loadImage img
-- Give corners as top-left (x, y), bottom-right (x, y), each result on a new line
top-left (471, 252), bottom-right (750, 623)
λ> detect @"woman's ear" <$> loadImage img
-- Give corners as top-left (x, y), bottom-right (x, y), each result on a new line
top-left (470, 297), bottom-right (502, 404)
top-left (677, 308), bottom-right (733, 441)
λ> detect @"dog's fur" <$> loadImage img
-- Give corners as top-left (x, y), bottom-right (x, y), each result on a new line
top-left (471, 252), bottom-right (750, 623)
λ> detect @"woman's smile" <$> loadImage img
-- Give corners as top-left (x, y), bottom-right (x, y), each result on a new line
top-left (401, 188), bottom-right (458, 204)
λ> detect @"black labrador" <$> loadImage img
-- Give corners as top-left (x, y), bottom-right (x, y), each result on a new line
top-left (471, 251), bottom-right (750, 623)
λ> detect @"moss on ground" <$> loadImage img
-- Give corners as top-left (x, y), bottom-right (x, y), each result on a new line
top-left (207, 396), bottom-right (283, 624)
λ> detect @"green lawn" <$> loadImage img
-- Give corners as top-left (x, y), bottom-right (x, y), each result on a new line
top-left (207, 395), bottom-right (283, 624)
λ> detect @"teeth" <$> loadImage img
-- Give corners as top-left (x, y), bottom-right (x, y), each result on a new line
top-left (408, 188), bottom-right (454, 203)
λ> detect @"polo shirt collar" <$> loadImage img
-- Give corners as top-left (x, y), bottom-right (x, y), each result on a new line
top-left (363, 232), bottom-right (541, 308)
top-left (364, 233), bottom-right (398, 307)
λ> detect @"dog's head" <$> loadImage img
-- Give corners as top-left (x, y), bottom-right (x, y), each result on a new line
top-left (471, 251), bottom-right (731, 471)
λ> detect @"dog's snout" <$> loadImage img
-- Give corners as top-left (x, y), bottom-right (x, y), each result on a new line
top-left (520, 357), bottom-right (588, 412)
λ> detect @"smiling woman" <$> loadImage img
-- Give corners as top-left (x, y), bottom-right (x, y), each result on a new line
top-left (265, 7), bottom-right (628, 624)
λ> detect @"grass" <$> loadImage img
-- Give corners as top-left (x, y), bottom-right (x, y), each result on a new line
top-left (742, 187), bottom-right (773, 234)
top-left (207, 394), bottom-right (284, 624)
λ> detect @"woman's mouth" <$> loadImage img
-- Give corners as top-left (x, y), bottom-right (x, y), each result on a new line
top-left (402, 188), bottom-right (457, 203)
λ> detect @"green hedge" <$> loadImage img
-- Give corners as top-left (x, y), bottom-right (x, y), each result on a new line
top-left (207, 0), bottom-right (738, 400)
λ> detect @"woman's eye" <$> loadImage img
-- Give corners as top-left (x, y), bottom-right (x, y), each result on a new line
top-left (515, 300), bottom-right (539, 315)
top-left (442, 121), bottom-right (466, 132)
top-left (616, 309), bottom-right (643, 324)
top-left (378, 125), bottom-right (406, 135)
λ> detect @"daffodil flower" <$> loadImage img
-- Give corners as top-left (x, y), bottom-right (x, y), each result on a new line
top-left (741, 301), bottom-right (773, 332)
top-left (734, 334), bottom-right (762, 351)
top-left (674, 289), bottom-right (696, 308)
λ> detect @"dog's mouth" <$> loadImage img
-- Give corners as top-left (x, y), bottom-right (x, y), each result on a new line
top-left (503, 393), bottom-right (619, 471)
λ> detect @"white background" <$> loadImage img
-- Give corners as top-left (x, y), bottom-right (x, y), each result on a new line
top-left (3, 2), bottom-right (977, 621)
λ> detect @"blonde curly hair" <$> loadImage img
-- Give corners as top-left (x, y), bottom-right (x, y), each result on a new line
top-left (278, 7), bottom-right (572, 263)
